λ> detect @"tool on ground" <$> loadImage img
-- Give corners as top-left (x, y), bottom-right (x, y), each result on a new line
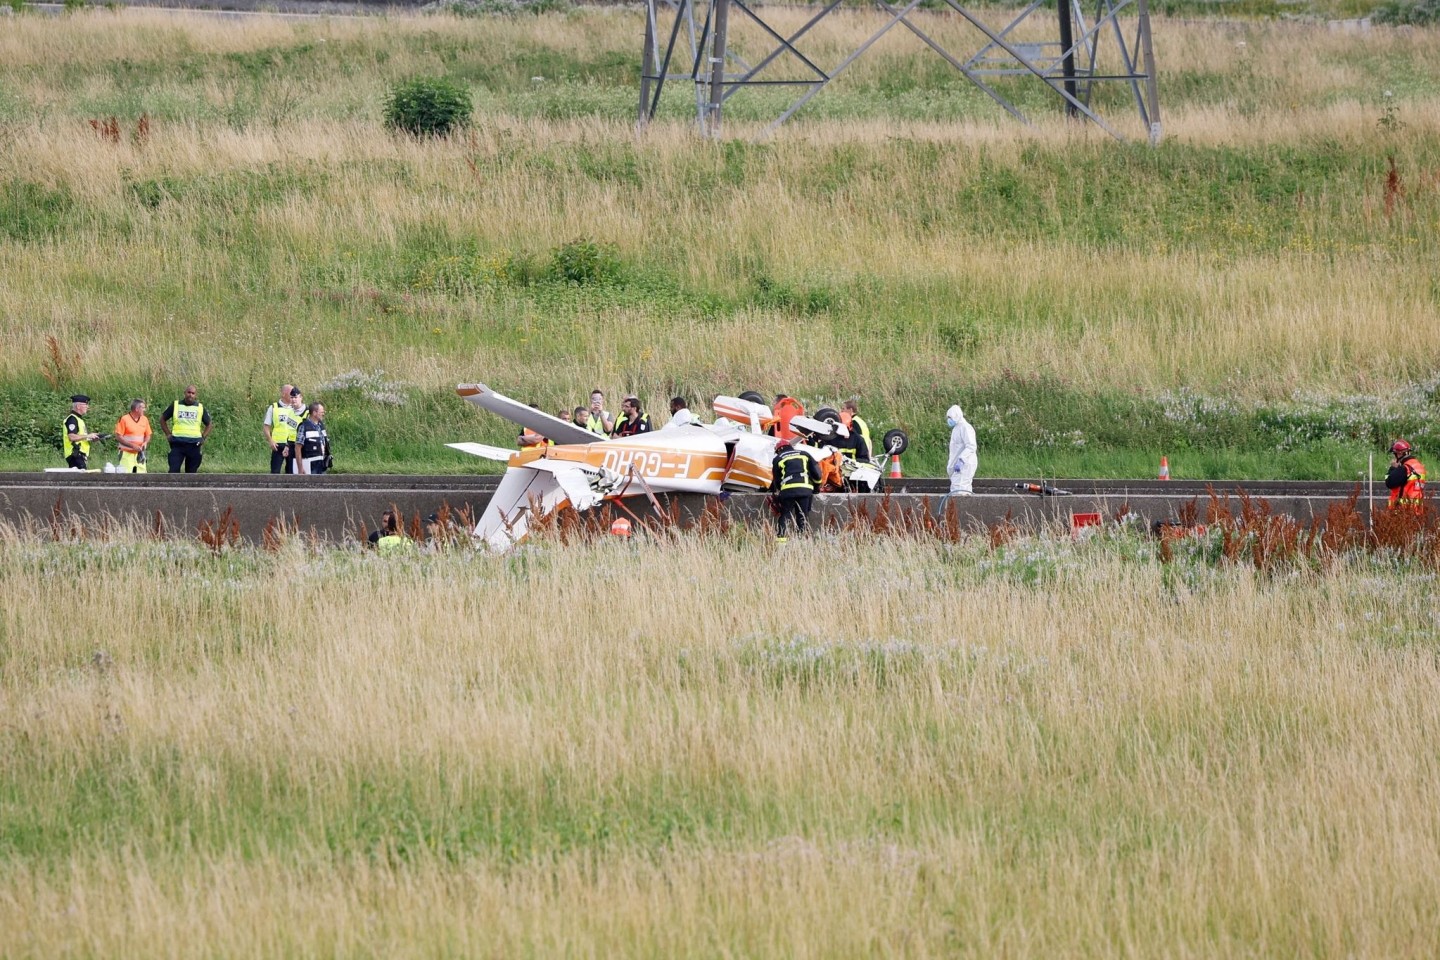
top-left (1014, 482), bottom-right (1072, 496)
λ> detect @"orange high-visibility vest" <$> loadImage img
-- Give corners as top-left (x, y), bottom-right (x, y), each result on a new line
top-left (1390, 456), bottom-right (1426, 510)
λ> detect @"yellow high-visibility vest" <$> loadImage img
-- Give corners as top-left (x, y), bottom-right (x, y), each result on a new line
top-left (269, 403), bottom-right (301, 444)
top-left (851, 415), bottom-right (872, 456)
top-left (172, 402), bottom-right (205, 439)
top-left (63, 414), bottom-right (89, 457)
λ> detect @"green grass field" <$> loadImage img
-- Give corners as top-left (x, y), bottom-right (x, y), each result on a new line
top-left (1, 7), bottom-right (1438, 476)
top-left (5, 10), bottom-right (1440, 954)
top-left (3, 520), bottom-right (1440, 956)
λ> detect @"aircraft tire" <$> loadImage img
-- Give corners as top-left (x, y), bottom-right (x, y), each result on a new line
top-left (882, 429), bottom-right (909, 456)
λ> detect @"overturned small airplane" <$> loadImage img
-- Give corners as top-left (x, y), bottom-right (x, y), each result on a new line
top-left (449, 384), bottom-right (908, 550)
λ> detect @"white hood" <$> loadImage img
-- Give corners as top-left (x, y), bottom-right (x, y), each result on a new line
top-left (946, 404), bottom-right (965, 423)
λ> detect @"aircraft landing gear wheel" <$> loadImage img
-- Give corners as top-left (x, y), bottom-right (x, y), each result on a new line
top-left (814, 407), bottom-right (841, 428)
top-left (739, 391), bottom-right (766, 405)
top-left (882, 429), bottom-right (909, 456)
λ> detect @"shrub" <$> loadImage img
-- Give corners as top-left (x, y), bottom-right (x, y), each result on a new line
top-left (547, 238), bottom-right (623, 286)
top-left (0, 180), bottom-right (73, 242)
top-left (383, 77), bottom-right (473, 138)
top-left (1372, 0), bottom-right (1440, 23)
top-left (423, 0), bottom-right (570, 14)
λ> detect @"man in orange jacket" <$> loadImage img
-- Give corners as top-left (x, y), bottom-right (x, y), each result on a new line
top-left (1386, 440), bottom-right (1426, 511)
top-left (114, 399), bottom-right (152, 474)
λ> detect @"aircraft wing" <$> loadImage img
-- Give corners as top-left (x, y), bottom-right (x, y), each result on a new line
top-left (473, 466), bottom-right (565, 551)
top-left (446, 442), bottom-right (517, 462)
top-left (457, 383), bottom-right (601, 446)
top-left (472, 462), bottom-right (611, 550)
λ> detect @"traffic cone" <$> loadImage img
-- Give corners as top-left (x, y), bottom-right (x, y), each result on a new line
top-left (1158, 456), bottom-right (1170, 481)
top-left (890, 455), bottom-right (903, 480)
top-left (609, 517), bottom-right (632, 537)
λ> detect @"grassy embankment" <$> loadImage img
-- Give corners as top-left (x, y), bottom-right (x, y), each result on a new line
top-left (2, 519), bottom-right (1439, 955)
top-left (1, 10), bottom-right (1439, 476)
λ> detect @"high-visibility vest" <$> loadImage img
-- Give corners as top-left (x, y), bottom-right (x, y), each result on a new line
top-left (851, 415), bottom-right (872, 457)
top-left (63, 414), bottom-right (89, 458)
top-left (776, 452), bottom-right (814, 492)
top-left (171, 402), bottom-right (205, 439)
top-left (269, 403), bottom-right (301, 443)
top-left (585, 414), bottom-right (608, 435)
top-left (377, 534), bottom-right (413, 555)
top-left (1390, 456), bottom-right (1427, 508)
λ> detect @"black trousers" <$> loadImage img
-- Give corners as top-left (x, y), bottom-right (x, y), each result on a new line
top-left (270, 443), bottom-right (296, 474)
top-left (776, 493), bottom-right (813, 537)
top-left (168, 443), bottom-right (203, 473)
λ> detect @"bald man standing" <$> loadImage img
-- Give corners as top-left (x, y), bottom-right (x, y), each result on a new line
top-left (161, 384), bottom-right (213, 473)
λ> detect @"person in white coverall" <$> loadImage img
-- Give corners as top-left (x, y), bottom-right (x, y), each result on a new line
top-left (946, 404), bottom-right (978, 495)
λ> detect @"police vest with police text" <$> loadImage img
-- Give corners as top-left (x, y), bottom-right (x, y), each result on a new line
top-left (270, 403), bottom-right (301, 444)
top-left (172, 402), bottom-right (205, 440)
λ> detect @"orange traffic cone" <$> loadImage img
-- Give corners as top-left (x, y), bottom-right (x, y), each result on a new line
top-left (890, 455), bottom-right (903, 480)
top-left (1158, 456), bottom-right (1170, 481)
top-left (609, 517), bottom-right (632, 537)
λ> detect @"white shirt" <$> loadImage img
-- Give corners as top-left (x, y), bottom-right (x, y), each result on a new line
top-left (668, 408), bottom-right (698, 427)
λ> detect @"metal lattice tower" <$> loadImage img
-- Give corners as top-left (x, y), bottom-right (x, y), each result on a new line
top-left (637, 0), bottom-right (1161, 143)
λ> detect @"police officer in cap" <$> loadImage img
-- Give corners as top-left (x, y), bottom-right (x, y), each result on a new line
top-left (63, 395), bottom-right (102, 470)
top-left (769, 440), bottom-right (820, 543)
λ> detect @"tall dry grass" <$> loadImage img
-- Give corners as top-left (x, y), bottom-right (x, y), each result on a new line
top-left (1, 112), bottom-right (1437, 394)
top-left (1, 528), bottom-right (1439, 955)
top-left (0, 8), bottom-right (1437, 470)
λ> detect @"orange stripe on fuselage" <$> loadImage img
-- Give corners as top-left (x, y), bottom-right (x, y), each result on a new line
top-left (543, 440), bottom-right (729, 483)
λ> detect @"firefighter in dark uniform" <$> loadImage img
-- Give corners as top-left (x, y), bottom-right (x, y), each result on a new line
top-left (841, 400), bottom-right (873, 460)
top-left (62, 395), bottom-right (101, 469)
top-left (770, 440), bottom-right (820, 542)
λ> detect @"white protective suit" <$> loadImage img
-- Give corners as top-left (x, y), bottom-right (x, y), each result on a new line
top-left (946, 404), bottom-right (978, 495)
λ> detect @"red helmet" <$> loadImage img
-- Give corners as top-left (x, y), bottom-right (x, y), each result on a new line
top-left (1392, 439), bottom-right (1412, 456)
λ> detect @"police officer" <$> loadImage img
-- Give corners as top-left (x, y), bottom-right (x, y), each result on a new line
top-left (160, 384), bottom-right (213, 473)
top-left (263, 384), bottom-right (303, 474)
top-left (62, 394), bottom-right (101, 469)
top-left (770, 440), bottom-right (820, 543)
top-left (295, 402), bottom-right (331, 475)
